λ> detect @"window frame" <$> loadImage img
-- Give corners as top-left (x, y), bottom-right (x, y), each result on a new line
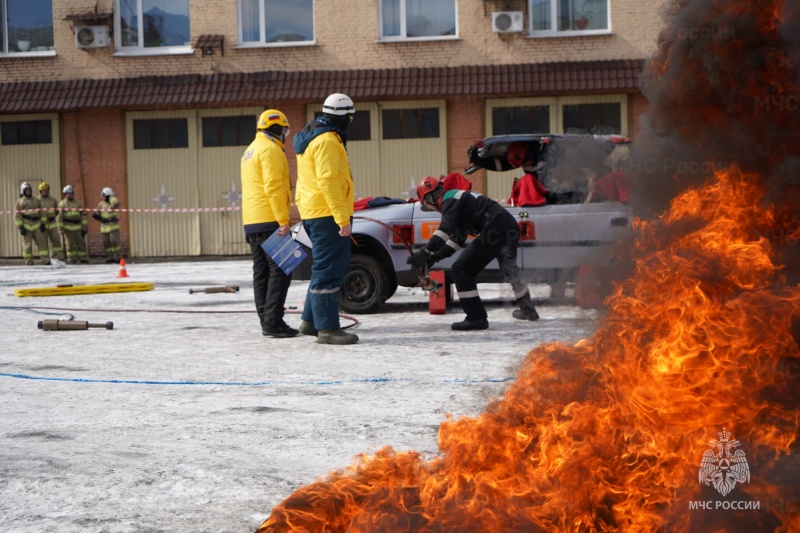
top-left (0, 0), bottom-right (55, 57)
top-left (236, 0), bottom-right (316, 48)
top-left (113, 0), bottom-right (193, 56)
top-left (378, 0), bottom-right (459, 42)
top-left (528, 0), bottom-right (612, 38)
top-left (132, 118), bottom-right (190, 150)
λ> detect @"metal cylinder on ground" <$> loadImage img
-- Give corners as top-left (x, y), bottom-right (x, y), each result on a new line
top-left (38, 319), bottom-right (114, 331)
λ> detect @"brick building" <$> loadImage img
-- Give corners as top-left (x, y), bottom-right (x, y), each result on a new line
top-left (0, 0), bottom-right (662, 258)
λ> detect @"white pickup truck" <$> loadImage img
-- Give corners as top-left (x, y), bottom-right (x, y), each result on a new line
top-left (292, 133), bottom-right (634, 314)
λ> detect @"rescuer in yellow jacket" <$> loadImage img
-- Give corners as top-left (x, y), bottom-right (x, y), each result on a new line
top-left (292, 93), bottom-right (358, 345)
top-left (15, 181), bottom-right (50, 265)
top-left (241, 109), bottom-right (297, 338)
top-left (37, 181), bottom-right (65, 261)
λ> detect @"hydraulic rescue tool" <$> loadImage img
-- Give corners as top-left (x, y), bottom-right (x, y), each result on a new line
top-left (38, 319), bottom-right (114, 331)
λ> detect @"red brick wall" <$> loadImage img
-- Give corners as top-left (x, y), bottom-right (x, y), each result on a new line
top-left (447, 96), bottom-right (486, 193)
top-left (62, 109), bottom-right (126, 257)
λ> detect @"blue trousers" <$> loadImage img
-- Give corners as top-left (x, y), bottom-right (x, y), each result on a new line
top-left (301, 216), bottom-right (351, 330)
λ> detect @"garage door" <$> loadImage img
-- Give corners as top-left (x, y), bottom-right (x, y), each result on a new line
top-left (307, 99), bottom-right (448, 200)
top-left (126, 108), bottom-right (258, 257)
top-left (0, 113), bottom-right (61, 258)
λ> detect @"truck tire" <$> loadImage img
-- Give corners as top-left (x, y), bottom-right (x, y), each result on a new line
top-left (340, 254), bottom-right (392, 314)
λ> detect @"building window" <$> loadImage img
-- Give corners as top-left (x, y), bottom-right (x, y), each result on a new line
top-left (382, 108), bottom-right (439, 140)
top-left (380, 0), bottom-right (456, 40)
top-left (492, 106), bottom-right (550, 135)
top-left (530, 0), bottom-right (609, 35)
top-left (313, 110), bottom-right (371, 141)
top-left (133, 119), bottom-right (189, 149)
top-left (202, 116), bottom-right (257, 147)
top-left (239, 0), bottom-right (314, 44)
top-left (116, 0), bottom-right (191, 50)
top-left (0, 0), bottom-right (53, 54)
top-left (562, 102), bottom-right (621, 134)
top-left (1, 120), bottom-right (52, 144)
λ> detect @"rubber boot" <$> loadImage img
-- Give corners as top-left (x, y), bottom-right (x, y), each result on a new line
top-left (451, 317), bottom-right (489, 331)
top-left (317, 329), bottom-right (359, 345)
top-left (298, 320), bottom-right (318, 337)
top-left (512, 297), bottom-right (540, 321)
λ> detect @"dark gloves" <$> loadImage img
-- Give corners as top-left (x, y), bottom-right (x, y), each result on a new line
top-left (407, 250), bottom-right (431, 271)
top-left (18, 227), bottom-right (26, 236)
top-left (81, 229), bottom-right (87, 237)
top-left (92, 212), bottom-right (102, 221)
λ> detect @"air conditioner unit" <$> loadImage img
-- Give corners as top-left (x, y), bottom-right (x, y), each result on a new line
top-left (492, 11), bottom-right (524, 33)
top-left (75, 25), bottom-right (110, 49)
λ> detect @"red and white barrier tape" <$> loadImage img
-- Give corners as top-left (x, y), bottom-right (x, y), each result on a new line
top-left (1, 206), bottom-right (243, 215)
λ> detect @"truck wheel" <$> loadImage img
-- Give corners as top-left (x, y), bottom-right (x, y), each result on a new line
top-left (340, 254), bottom-right (391, 314)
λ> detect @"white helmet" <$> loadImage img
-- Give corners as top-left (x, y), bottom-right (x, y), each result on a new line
top-left (63, 185), bottom-right (74, 194)
top-left (101, 187), bottom-right (114, 197)
top-left (322, 93), bottom-right (355, 116)
top-left (20, 182), bottom-right (32, 195)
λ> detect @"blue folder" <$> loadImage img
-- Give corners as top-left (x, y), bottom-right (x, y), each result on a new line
top-left (260, 231), bottom-right (308, 275)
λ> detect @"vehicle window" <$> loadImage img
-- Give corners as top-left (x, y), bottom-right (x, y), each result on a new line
top-left (240, 0), bottom-right (314, 44)
top-left (380, 0), bottom-right (456, 40)
top-left (1, 0), bottom-right (53, 54)
top-left (540, 137), bottom-right (615, 201)
top-left (117, 0), bottom-right (190, 50)
top-left (530, 0), bottom-right (610, 36)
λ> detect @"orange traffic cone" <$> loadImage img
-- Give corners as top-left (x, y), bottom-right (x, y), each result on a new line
top-left (117, 258), bottom-right (129, 278)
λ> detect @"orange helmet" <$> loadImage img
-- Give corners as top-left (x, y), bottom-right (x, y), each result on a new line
top-left (416, 176), bottom-right (443, 207)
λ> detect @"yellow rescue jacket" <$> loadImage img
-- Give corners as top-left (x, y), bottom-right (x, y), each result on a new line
top-left (97, 196), bottom-right (120, 233)
top-left (241, 132), bottom-right (291, 227)
top-left (295, 131), bottom-right (354, 227)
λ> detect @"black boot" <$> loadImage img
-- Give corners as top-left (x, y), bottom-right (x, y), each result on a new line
top-left (512, 300), bottom-right (539, 321)
top-left (451, 317), bottom-right (489, 331)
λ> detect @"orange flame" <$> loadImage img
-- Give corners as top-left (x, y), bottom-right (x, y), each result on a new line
top-left (258, 0), bottom-right (800, 527)
top-left (258, 168), bottom-right (800, 531)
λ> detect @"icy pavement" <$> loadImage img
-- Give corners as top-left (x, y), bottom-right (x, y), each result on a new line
top-left (0, 260), bottom-right (600, 532)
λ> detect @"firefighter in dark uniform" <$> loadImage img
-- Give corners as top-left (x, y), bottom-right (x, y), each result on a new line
top-left (408, 176), bottom-right (540, 330)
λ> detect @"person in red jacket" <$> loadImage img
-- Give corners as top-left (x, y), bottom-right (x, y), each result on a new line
top-left (506, 142), bottom-right (549, 207)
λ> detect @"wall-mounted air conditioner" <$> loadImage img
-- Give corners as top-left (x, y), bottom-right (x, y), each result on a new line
top-left (492, 11), bottom-right (524, 33)
top-left (75, 25), bottom-right (110, 49)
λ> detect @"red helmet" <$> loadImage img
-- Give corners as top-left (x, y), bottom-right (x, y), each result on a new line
top-left (416, 176), bottom-right (443, 206)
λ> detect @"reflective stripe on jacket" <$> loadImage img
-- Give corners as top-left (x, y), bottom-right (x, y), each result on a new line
top-left (15, 197), bottom-right (43, 231)
top-left (295, 131), bottom-right (354, 227)
top-left (58, 198), bottom-right (88, 232)
top-left (39, 195), bottom-right (60, 230)
top-left (97, 196), bottom-right (120, 233)
top-left (241, 132), bottom-right (291, 227)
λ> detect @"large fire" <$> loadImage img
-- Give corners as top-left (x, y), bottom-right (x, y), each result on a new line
top-left (258, 1), bottom-right (800, 531)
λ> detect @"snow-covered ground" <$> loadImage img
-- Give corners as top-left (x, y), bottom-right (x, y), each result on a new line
top-left (0, 260), bottom-right (600, 532)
